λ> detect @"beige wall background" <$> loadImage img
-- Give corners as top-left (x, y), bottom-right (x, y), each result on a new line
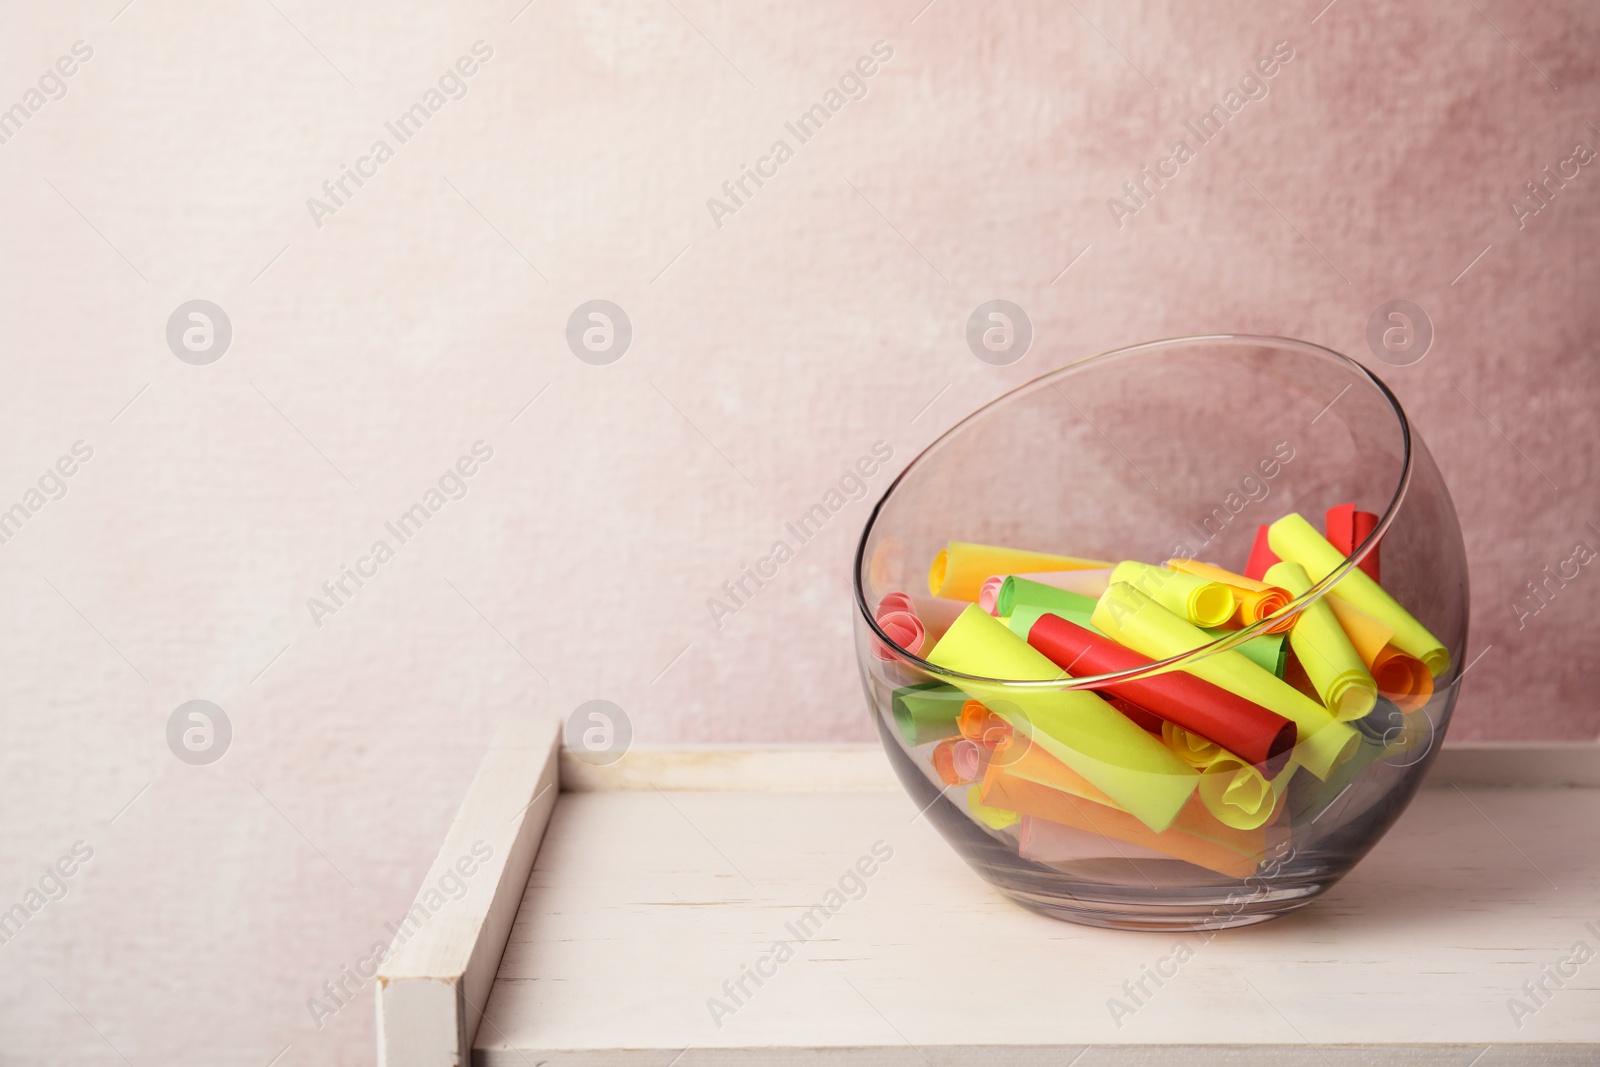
top-left (1, 0), bottom-right (1596, 1061)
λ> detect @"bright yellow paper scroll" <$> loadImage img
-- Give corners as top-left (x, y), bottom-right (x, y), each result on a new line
top-left (1197, 756), bottom-right (1295, 831)
top-left (1167, 558), bottom-right (1293, 631)
top-left (928, 542), bottom-right (1112, 601)
top-left (1265, 561), bottom-right (1378, 722)
top-left (1109, 560), bottom-right (1236, 628)
top-left (1267, 513), bottom-right (1450, 677)
top-left (1325, 598), bottom-right (1435, 713)
top-left (1163, 723), bottom-right (1224, 769)
top-left (1090, 583), bottom-right (1358, 780)
top-left (925, 605), bottom-right (1198, 832)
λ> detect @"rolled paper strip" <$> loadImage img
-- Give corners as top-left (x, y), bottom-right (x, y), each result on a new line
top-left (877, 592), bottom-right (914, 616)
top-left (977, 575), bottom-right (1006, 614)
top-left (1007, 600), bottom-right (1100, 639)
top-left (925, 605), bottom-right (1199, 833)
top-left (931, 737), bottom-right (962, 785)
top-left (1163, 722), bottom-right (1224, 769)
top-left (929, 542), bottom-right (1113, 601)
top-left (1109, 560), bottom-right (1237, 628)
top-left (1013, 567), bottom-right (1115, 598)
top-left (1107, 695), bottom-right (1166, 735)
top-left (875, 610), bottom-right (925, 658)
top-left (957, 699), bottom-right (990, 740)
top-left (980, 767), bottom-right (1260, 878)
top-left (1268, 512), bottom-right (1449, 677)
top-left (1326, 502), bottom-right (1382, 583)
top-left (1167, 558), bottom-right (1294, 632)
top-left (890, 682), bottom-right (966, 747)
top-left (1196, 757), bottom-right (1295, 831)
top-left (980, 723), bottom-right (1012, 749)
top-left (965, 785), bottom-right (1020, 830)
top-left (1024, 613), bottom-right (1296, 768)
top-left (1090, 583), bottom-right (1358, 780)
top-left (1265, 561), bottom-right (1378, 721)
top-left (996, 576), bottom-right (1101, 621)
top-left (994, 735), bottom-right (1120, 807)
top-left (1323, 597), bottom-right (1434, 713)
top-left (1373, 646), bottom-right (1433, 714)
top-left (1244, 524), bottom-right (1280, 581)
top-left (952, 739), bottom-right (986, 783)
top-left (1018, 815), bottom-right (1172, 864)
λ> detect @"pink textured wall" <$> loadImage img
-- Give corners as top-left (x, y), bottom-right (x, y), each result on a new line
top-left (1, 0), bottom-right (1596, 1061)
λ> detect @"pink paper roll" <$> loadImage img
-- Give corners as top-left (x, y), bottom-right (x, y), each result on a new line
top-left (1019, 815), bottom-right (1171, 864)
top-left (1013, 568), bottom-right (1114, 598)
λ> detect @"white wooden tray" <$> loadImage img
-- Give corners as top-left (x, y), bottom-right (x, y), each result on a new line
top-left (378, 725), bottom-right (1600, 1066)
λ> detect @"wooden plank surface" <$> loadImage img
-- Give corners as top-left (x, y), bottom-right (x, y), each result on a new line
top-left (376, 714), bottom-right (562, 1067)
top-left (475, 783), bottom-right (1600, 1065)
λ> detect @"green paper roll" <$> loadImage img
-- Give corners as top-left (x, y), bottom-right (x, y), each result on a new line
top-left (925, 605), bottom-right (1198, 833)
top-left (1265, 561), bottom-right (1378, 721)
top-left (890, 682), bottom-right (967, 747)
top-left (996, 577), bottom-right (1100, 621)
top-left (1090, 583), bottom-right (1358, 780)
top-left (1006, 602), bottom-right (1101, 641)
top-left (1109, 560), bottom-right (1237, 628)
top-left (1203, 627), bottom-right (1287, 678)
top-left (1267, 513), bottom-right (1449, 677)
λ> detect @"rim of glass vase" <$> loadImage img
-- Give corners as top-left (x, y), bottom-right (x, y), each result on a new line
top-left (851, 333), bottom-right (1414, 689)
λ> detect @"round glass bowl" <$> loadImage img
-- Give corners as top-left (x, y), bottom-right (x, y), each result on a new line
top-left (852, 335), bottom-right (1469, 931)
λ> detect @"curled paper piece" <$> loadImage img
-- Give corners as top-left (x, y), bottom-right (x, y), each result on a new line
top-left (910, 595), bottom-right (968, 647)
top-left (996, 577), bottom-right (1101, 621)
top-left (1091, 583), bottom-right (1358, 780)
top-left (1167, 559), bottom-right (1293, 632)
top-left (978, 575), bottom-right (1006, 614)
top-left (877, 592), bottom-right (914, 616)
top-left (1326, 503), bottom-right (1382, 583)
top-left (1013, 567), bottom-right (1115, 598)
top-left (1267, 513), bottom-right (1449, 677)
top-left (957, 699), bottom-right (991, 740)
top-left (952, 739), bottom-right (987, 783)
top-left (1197, 756), bottom-right (1295, 831)
top-left (966, 785), bottom-right (1020, 830)
top-left (1324, 598), bottom-right (1434, 713)
top-left (925, 605), bottom-right (1199, 833)
top-left (1163, 723), bottom-right (1224, 769)
top-left (1265, 560), bottom-right (1378, 721)
top-left (890, 682), bottom-right (966, 747)
top-left (1019, 815), bottom-right (1172, 864)
top-left (1108, 695), bottom-right (1166, 735)
top-left (1110, 560), bottom-right (1237, 628)
top-left (1007, 600), bottom-right (1100, 639)
top-left (874, 610), bottom-right (925, 658)
top-left (1244, 524), bottom-right (1281, 581)
top-left (929, 542), bottom-right (1112, 601)
top-left (981, 767), bottom-right (1261, 878)
top-left (1022, 613), bottom-right (1296, 768)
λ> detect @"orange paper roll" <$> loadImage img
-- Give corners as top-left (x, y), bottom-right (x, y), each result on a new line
top-left (981, 768), bottom-right (1260, 878)
top-left (929, 542), bottom-right (1112, 601)
top-left (1167, 558), bottom-right (1294, 632)
top-left (957, 700), bottom-right (991, 740)
top-left (1325, 598), bottom-right (1434, 713)
top-left (931, 738), bottom-right (962, 785)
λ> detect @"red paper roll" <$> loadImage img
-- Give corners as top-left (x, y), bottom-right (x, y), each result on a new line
top-left (1325, 502), bottom-right (1382, 583)
top-left (1022, 613), bottom-right (1296, 767)
top-left (1244, 524), bottom-right (1280, 581)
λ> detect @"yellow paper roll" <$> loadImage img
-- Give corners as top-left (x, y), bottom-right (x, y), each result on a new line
top-left (1090, 583), bottom-right (1358, 780)
top-left (1167, 558), bottom-right (1293, 631)
top-left (925, 605), bottom-right (1198, 832)
top-left (1267, 513), bottom-right (1450, 677)
top-left (1197, 756), bottom-right (1295, 831)
top-left (1324, 597), bottom-right (1434, 714)
top-left (965, 785), bottom-right (1020, 829)
top-left (928, 542), bottom-right (1112, 601)
top-left (1109, 560), bottom-right (1236, 628)
top-left (1265, 561), bottom-right (1378, 721)
top-left (1162, 722), bottom-right (1225, 769)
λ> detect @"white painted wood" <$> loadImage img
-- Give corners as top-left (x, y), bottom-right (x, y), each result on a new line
top-left (560, 740), bottom-right (1600, 792)
top-left (376, 714), bottom-right (562, 1067)
top-left (474, 779), bottom-right (1600, 1065)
